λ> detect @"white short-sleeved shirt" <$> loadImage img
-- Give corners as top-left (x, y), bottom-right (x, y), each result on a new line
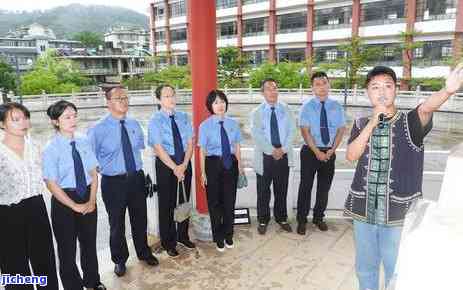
top-left (0, 137), bottom-right (47, 206)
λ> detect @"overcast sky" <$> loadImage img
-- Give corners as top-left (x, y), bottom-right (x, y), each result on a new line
top-left (2, 0), bottom-right (151, 15)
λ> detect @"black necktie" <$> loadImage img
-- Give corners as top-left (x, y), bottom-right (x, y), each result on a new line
top-left (220, 121), bottom-right (232, 170)
top-left (120, 120), bottom-right (136, 173)
top-left (320, 101), bottom-right (330, 146)
top-left (270, 107), bottom-right (281, 148)
top-left (70, 141), bottom-right (87, 197)
top-left (170, 115), bottom-right (184, 165)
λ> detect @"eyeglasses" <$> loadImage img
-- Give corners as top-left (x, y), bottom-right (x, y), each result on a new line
top-left (111, 96), bottom-right (129, 103)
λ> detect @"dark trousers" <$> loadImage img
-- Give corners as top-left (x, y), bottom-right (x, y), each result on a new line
top-left (205, 156), bottom-right (238, 243)
top-left (101, 171), bottom-right (151, 265)
top-left (256, 153), bottom-right (290, 224)
top-left (297, 145), bottom-right (336, 224)
top-left (155, 158), bottom-right (192, 250)
top-left (0, 195), bottom-right (59, 290)
top-left (51, 187), bottom-right (100, 290)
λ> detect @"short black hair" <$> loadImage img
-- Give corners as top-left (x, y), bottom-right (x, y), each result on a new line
top-left (155, 84), bottom-right (175, 100)
top-left (101, 83), bottom-right (125, 100)
top-left (0, 102), bottom-right (30, 127)
top-left (206, 89), bottom-right (229, 114)
top-left (261, 78), bottom-right (278, 91)
top-left (365, 66), bottom-right (397, 87)
top-left (311, 71), bottom-right (329, 83)
top-left (46, 100), bottom-right (77, 130)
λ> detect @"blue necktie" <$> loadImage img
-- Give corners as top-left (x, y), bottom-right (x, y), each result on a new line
top-left (120, 120), bottom-right (136, 173)
top-left (270, 107), bottom-right (281, 148)
top-left (70, 141), bottom-right (87, 198)
top-left (170, 115), bottom-right (184, 165)
top-left (220, 121), bottom-right (232, 170)
top-left (320, 101), bottom-right (330, 146)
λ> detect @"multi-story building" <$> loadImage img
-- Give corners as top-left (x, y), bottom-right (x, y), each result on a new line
top-left (55, 46), bottom-right (155, 83)
top-left (104, 27), bottom-right (150, 52)
top-left (148, 0), bottom-right (463, 88)
top-left (0, 23), bottom-right (82, 72)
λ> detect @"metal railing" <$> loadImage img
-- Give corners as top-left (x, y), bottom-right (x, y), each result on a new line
top-left (3, 87), bottom-right (463, 113)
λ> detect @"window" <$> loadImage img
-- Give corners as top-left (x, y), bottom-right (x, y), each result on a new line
top-left (169, 1), bottom-right (186, 17)
top-left (315, 6), bottom-right (352, 30)
top-left (216, 0), bottom-right (237, 9)
top-left (417, 0), bottom-right (457, 20)
top-left (361, 0), bottom-right (405, 26)
top-left (414, 47), bottom-right (423, 58)
top-left (217, 21), bottom-right (237, 39)
top-left (170, 28), bottom-right (187, 43)
top-left (277, 12), bottom-right (307, 34)
top-left (155, 31), bottom-right (166, 45)
top-left (326, 50), bottom-right (338, 61)
top-left (278, 48), bottom-right (306, 62)
top-left (442, 46), bottom-right (452, 58)
top-left (415, 40), bottom-right (453, 65)
top-left (384, 46), bottom-right (395, 57)
top-left (154, 5), bottom-right (165, 20)
top-left (243, 0), bottom-right (267, 4)
top-left (244, 50), bottom-right (267, 66)
top-left (244, 17), bottom-right (268, 37)
top-left (176, 54), bottom-right (188, 65)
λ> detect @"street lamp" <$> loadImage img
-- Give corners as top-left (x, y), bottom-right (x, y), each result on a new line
top-left (343, 51), bottom-right (350, 106)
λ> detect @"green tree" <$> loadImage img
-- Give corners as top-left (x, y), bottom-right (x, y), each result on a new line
top-left (20, 49), bottom-right (91, 95)
top-left (122, 65), bottom-right (192, 90)
top-left (72, 31), bottom-right (103, 48)
top-left (218, 47), bottom-right (249, 88)
top-left (0, 59), bottom-right (16, 93)
top-left (317, 36), bottom-right (383, 88)
top-left (249, 61), bottom-right (309, 88)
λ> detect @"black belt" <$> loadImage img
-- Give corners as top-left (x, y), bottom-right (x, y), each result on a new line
top-left (102, 170), bottom-right (143, 180)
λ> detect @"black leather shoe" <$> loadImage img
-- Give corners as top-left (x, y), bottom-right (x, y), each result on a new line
top-left (297, 223), bottom-right (306, 235)
top-left (278, 222), bottom-right (293, 233)
top-left (313, 220), bottom-right (328, 231)
top-left (178, 239), bottom-right (196, 249)
top-left (166, 248), bottom-right (179, 258)
top-left (114, 263), bottom-right (126, 277)
top-left (142, 254), bottom-right (159, 266)
top-left (95, 282), bottom-right (107, 290)
top-left (257, 223), bottom-right (267, 235)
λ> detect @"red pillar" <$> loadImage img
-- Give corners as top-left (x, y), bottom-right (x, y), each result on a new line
top-left (164, 0), bottom-right (172, 64)
top-left (401, 0), bottom-right (417, 90)
top-left (453, 0), bottom-right (463, 65)
top-left (351, 0), bottom-right (361, 38)
top-left (237, 0), bottom-right (243, 53)
top-left (306, 0), bottom-right (315, 76)
top-left (188, 0), bottom-right (217, 214)
top-left (268, 0), bottom-right (277, 63)
top-left (149, 3), bottom-right (157, 55)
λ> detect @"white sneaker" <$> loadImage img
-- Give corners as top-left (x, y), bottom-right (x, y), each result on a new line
top-left (216, 241), bottom-right (225, 252)
top-left (225, 239), bottom-right (234, 249)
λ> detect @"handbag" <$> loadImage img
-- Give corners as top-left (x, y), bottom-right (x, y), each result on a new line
top-left (145, 174), bottom-right (157, 198)
top-left (174, 181), bottom-right (192, 223)
top-left (237, 172), bottom-right (248, 189)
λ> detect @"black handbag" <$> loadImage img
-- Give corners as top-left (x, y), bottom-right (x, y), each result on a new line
top-left (145, 174), bottom-right (157, 198)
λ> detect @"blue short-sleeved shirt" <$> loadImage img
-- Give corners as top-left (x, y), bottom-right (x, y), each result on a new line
top-left (298, 97), bottom-right (346, 148)
top-left (147, 110), bottom-right (193, 155)
top-left (87, 114), bottom-right (145, 176)
top-left (198, 115), bottom-right (242, 156)
top-left (42, 133), bottom-right (98, 188)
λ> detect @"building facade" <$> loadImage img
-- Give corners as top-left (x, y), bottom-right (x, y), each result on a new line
top-left (0, 23), bottom-right (82, 73)
top-left (104, 27), bottom-right (150, 52)
top-left (148, 0), bottom-right (463, 85)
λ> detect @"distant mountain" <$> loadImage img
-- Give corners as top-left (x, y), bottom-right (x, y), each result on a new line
top-left (0, 4), bottom-right (149, 39)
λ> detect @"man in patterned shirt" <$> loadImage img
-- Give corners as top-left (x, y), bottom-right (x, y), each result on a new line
top-left (345, 64), bottom-right (463, 290)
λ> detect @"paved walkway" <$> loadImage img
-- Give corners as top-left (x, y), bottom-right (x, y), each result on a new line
top-left (97, 219), bottom-right (361, 290)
